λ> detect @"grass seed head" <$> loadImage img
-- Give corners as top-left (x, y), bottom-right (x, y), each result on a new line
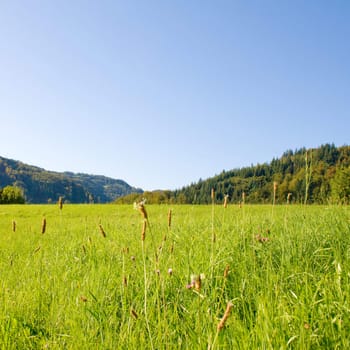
top-left (58, 196), bottom-right (63, 210)
top-left (223, 194), bottom-right (229, 208)
top-left (41, 217), bottom-right (46, 234)
top-left (217, 301), bottom-right (234, 331)
top-left (224, 264), bottom-right (230, 278)
top-left (131, 308), bottom-right (138, 319)
top-left (99, 224), bottom-right (106, 238)
top-left (134, 199), bottom-right (148, 220)
top-left (168, 209), bottom-right (172, 228)
top-left (141, 220), bottom-right (147, 241)
top-left (273, 181), bottom-right (278, 192)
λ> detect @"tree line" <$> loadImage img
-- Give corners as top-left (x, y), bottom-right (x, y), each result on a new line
top-left (116, 144), bottom-right (350, 205)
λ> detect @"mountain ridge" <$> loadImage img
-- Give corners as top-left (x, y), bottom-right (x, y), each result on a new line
top-left (0, 156), bottom-right (142, 203)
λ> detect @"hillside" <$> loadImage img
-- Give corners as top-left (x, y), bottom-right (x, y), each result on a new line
top-left (116, 143), bottom-right (350, 205)
top-left (0, 156), bottom-right (142, 203)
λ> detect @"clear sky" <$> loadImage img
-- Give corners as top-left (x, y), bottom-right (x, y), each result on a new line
top-left (0, 1), bottom-right (349, 191)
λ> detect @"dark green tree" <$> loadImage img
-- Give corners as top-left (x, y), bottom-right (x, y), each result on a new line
top-left (331, 167), bottom-right (350, 204)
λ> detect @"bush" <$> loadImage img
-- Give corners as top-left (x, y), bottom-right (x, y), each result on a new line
top-left (0, 186), bottom-right (25, 204)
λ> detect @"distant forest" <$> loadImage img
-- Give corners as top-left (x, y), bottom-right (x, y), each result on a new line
top-left (116, 143), bottom-right (350, 205)
top-left (0, 156), bottom-right (141, 204)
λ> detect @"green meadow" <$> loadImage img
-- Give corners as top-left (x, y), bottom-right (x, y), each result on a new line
top-left (0, 204), bottom-right (349, 349)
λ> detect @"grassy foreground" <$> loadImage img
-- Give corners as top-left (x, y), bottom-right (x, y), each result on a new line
top-left (0, 204), bottom-right (349, 349)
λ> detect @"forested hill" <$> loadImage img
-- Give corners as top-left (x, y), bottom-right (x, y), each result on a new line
top-left (0, 156), bottom-right (142, 203)
top-left (116, 144), bottom-right (350, 205)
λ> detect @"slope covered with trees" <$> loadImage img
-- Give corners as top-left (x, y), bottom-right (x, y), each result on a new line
top-left (0, 156), bottom-right (142, 203)
top-left (117, 144), bottom-right (350, 205)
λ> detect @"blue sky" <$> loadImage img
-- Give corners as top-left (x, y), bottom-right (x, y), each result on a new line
top-left (0, 1), bottom-right (349, 191)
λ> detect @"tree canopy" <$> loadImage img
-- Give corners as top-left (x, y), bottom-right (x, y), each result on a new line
top-left (0, 185), bottom-right (25, 204)
top-left (116, 144), bottom-right (350, 205)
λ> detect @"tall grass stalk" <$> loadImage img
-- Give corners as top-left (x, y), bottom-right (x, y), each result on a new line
top-left (304, 150), bottom-right (312, 205)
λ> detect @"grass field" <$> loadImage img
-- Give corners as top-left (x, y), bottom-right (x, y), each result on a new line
top-left (0, 203), bottom-right (349, 349)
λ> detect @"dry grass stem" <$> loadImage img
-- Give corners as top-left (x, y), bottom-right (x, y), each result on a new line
top-left (12, 220), bottom-right (16, 232)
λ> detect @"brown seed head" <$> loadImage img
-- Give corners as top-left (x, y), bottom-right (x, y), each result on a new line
top-left (217, 301), bottom-right (234, 331)
top-left (141, 220), bottom-right (147, 241)
top-left (194, 275), bottom-right (201, 291)
top-left (99, 224), bottom-right (106, 238)
top-left (131, 308), bottom-right (138, 319)
top-left (224, 264), bottom-right (230, 278)
top-left (223, 194), bottom-right (229, 208)
top-left (167, 209), bottom-right (172, 228)
top-left (41, 218), bottom-right (46, 234)
top-left (58, 196), bottom-right (63, 210)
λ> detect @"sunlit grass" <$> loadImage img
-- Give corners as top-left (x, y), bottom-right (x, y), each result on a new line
top-left (0, 204), bottom-right (349, 349)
